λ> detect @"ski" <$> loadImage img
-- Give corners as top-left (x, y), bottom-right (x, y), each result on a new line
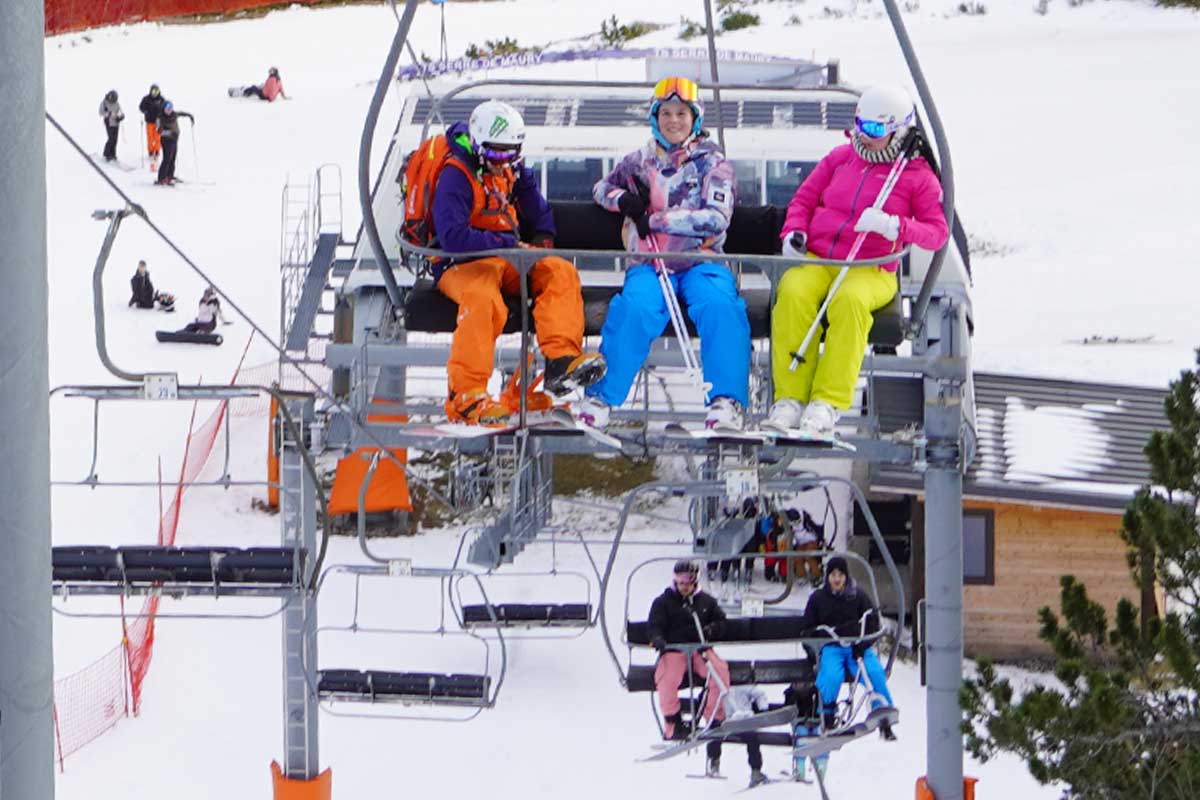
top-left (751, 426), bottom-right (856, 452)
top-left (90, 154), bottom-right (136, 172)
top-left (541, 407), bottom-right (623, 450)
top-left (1065, 334), bottom-right (1164, 346)
top-left (684, 773), bottom-right (727, 781)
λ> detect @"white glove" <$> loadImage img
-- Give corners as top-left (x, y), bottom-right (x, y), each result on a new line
top-left (854, 207), bottom-right (900, 241)
top-left (780, 232), bottom-right (807, 258)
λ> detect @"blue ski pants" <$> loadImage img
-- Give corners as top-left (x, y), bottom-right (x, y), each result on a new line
top-left (816, 644), bottom-right (893, 716)
top-left (586, 262), bottom-right (750, 407)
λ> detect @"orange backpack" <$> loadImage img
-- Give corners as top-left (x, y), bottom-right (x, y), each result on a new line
top-left (399, 134), bottom-right (469, 247)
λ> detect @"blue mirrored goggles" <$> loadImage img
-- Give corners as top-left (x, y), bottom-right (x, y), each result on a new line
top-left (855, 116), bottom-right (891, 139)
top-left (480, 144), bottom-right (522, 165)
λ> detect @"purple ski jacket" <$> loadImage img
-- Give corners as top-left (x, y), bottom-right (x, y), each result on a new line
top-left (780, 142), bottom-right (948, 273)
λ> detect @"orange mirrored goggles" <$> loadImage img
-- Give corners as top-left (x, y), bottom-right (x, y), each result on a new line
top-left (652, 76), bottom-right (700, 104)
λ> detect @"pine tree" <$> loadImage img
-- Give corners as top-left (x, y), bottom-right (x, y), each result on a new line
top-left (961, 351), bottom-right (1200, 799)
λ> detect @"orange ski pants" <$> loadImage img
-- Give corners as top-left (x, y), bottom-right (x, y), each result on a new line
top-left (436, 255), bottom-right (584, 395)
top-left (145, 122), bottom-right (161, 156)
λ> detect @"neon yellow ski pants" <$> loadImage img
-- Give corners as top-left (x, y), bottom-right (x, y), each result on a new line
top-left (770, 262), bottom-right (898, 410)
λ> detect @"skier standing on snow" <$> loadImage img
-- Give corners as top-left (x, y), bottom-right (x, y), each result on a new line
top-left (784, 677), bottom-right (831, 783)
top-left (99, 90), bottom-right (124, 163)
top-left (429, 100), bottom-right (604, 424)
top-left (766, 85), bottom-right (948, 437)
top-left (182, 287), bottom-right (229, 333)
top-left (155, 101), bottom-right (194, 186)
top-left (575, 76), bottom-right (749, 432)
top-left (128, 260), bottom-right (174, 311)
top-left (799, 556), bottom-right (896, 740)
top-left (239, 67), bottom-right (288, 101)
top-left (646, 560), bottom-right (731, 742)
top-left (138, 84), bottom-right (166, 169)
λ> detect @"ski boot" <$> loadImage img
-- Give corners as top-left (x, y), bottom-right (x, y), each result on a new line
top-left (705, 756), bottom-right (721, 779)
top-left (445, 389), bottom-right (512, 426)
top-left (663, 712), bottom-right (689, 741)
top-left (543, 352), bottom-right (606, 395)
top-left (748, 769), bottom-right (768, 788)
top-left (790, 755), bottom-right (811, 783)
top-left (879, 718), bottom-right (897, 741)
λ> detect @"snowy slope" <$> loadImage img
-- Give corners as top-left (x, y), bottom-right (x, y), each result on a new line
top-left (42, 1), bottom-right (1200, 798)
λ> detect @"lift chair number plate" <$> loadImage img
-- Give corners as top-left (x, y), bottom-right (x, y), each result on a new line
top-left (143, 373), bottom-right (179, 401)
top-left (388, 558), bottom-right (413, 577)
top-left (723, 468), bottom-right (758, 503)
top-left (741, 597), bottom-right (765, 617)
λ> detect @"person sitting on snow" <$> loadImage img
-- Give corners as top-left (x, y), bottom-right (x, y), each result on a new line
top-left (182, 286), bottom-right (230, 333)
top-left (766, 84), bottom-right (948, 437)
top-left (128, 260), bottom-right (174, 311)
top-left (429, 100), bottom-right (604, 424)
top-left (241, 67), bottom-right (288, 101)
top-left (575, 75), bottom-right (748, 432)
top-left (799, 556), bottom-right (896, 740)
top-left (646, 560), bottom-right (731, 742)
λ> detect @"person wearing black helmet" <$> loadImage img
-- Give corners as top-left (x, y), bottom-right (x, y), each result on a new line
top-left (155, 100), bottom-right (194, 186)
top-left (237, 66), bottom-right (288, 102)
top-left (799, 555), bottom-right (896, 740)
top-left (138, 84), bottom-right (166, 169)
top-left (646, 560), bottom-right (731, 743)
top-left (98, 90), bottom-right (125, 162)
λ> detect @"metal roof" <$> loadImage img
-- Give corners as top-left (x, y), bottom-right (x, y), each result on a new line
top-left (872, 372), bottom-right (1170, 510)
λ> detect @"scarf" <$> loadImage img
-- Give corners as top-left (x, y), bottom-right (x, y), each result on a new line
top-left (851, 130), bottom-right (904, 164)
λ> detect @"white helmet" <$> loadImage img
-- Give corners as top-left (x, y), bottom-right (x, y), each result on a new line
top-left (468, 100), bottom-right (526, 162)
top-left (854, 84), bottom-right (916, 140)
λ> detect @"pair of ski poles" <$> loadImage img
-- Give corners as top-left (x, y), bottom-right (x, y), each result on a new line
top-left (643, 234), bottom-right (712, 403)
top-left (787, 131), bottom-right (922, 372)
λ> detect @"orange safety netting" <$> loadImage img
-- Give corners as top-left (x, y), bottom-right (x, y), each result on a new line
top-left (45, 0), bottom-right (323, 35)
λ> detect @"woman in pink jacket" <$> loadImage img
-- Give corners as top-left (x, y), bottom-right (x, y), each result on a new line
top-left (766, 85), bottom-right (949, 436)
top-left (240, 67), bottom-right (287, 102)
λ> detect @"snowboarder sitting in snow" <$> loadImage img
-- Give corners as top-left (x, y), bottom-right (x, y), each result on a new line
top-left (155, 101), bottom-right (194, 186)
top-left (138, 84), bottom-right (165, 169)
top-left (128, 260), bottom-right (175, 311)
top-left (784, 677), bottom-right (830, 783)
top-left (766, 84), bottom-right (948, 438)
top-left (182, 287), bottom-right (230, 333)
top-left (239, 67), bottom-right (288, 101)
top-left (575, 76), bottom-right (748, 432)
top-left (428, 100), bottom-right (604, 424)
top-left (703, 684), bottom-right (769, 787)
top-left (646, 560), bottom-right (731, 741)
top-left (799, 556), bottom-right (896, 740)
top-left (99, 90), bottom-right (125, 163)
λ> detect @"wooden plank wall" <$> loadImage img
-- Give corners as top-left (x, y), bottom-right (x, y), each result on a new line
top-left (963, 500), bottom-right (1135, 660)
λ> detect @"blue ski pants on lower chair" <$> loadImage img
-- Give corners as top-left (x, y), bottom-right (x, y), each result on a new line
top-left (816, 644), bottom-right (894, 716)
top-left (586, 262), bottom-right (750, 407)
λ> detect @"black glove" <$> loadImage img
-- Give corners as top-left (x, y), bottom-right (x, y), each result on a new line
top-left (651, 636), bottom-right (667, 653)
top-left (530, 233), bottom-right (554, 249)
top-left (851, 641), bottom-right (869, 660)
top-left (701, 623), bottom-right (719, 641)
top-left (617, 191), bottom-right (652, 239)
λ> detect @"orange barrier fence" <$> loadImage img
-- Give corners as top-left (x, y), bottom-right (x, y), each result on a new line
top-left (45, 0), bottom-right (322, 36)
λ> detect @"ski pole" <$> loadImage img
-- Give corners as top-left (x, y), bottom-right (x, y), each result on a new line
top-left (189, 121), bottom-right (201, 183)
top-left (787, 132), bottom-right (922, 372)
top-left (645, 235), bottom-right (711, 402)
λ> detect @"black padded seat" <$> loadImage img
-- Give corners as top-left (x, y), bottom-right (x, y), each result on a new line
top-left (626, 659), bottom-right (813, 692)
top-left (51, 545), bottom-right (303, 586)
top-left (627, 616), bottom-right (810, 645)
top-left (215, 547), bottom-right (303, 584)
top-left (52, 546), bottom-right (121, 582)
top-left (402, 200), bottom-right (904, 346)
top-left (118, 546), bottom-right (231, 583)
top-left (461, 603), bottom-right (591, 626)
top-left (317, 669), bottom-right (490, 703)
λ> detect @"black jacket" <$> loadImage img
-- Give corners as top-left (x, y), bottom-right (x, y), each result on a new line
top-left (156, 110), bottom-right (193, 141)
top-left (647, 587), bottom-right (727, 650)
top-left (139, 93), bottom-right (165, 125)
top-left (798, 579), bottom-right (880, 640)
top-left (130, 272), bottom-right (155, 308)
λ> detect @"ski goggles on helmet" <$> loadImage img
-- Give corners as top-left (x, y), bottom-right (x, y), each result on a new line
top-left (479, 142), bottom-right (522, 165)
top-left (855, 117), bottom-right (891, 139)
top-left (652, 76), bottom-right (700, 105)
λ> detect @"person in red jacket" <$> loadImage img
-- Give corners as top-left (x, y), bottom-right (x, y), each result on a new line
top-left (766, 85), bottom-right (949, 437)
top-left (241, 67), bottom-right (288, 101)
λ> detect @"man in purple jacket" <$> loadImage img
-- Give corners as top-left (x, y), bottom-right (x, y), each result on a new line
top-left (431, 100), bottom-right (604, 424)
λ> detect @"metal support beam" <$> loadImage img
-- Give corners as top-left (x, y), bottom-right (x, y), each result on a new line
top-left (0, 0), bottom-right (55, 797)
top-left (922, 300), bottom-right (966, 800)
top-left (280, 396), bottom-right (320, 779)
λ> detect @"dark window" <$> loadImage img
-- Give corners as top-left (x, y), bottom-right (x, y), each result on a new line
top-left (731, 160), bottom-right (762, 205)
top-left (963, 510), bottom-right (995, 586)
top-left (766, 160), bottom-right (818, 207)
top-left (544, 158), bottom-right (604, 201)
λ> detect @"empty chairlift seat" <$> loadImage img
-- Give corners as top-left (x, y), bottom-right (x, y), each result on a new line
top-left (460, 602), bottom-right (591, 628)
top-left (398, 201), bottom-right (904, 346)
top-left (317, 669), bottom-right (491, 707)
top-left (51, 545), bottom-right (304, 591)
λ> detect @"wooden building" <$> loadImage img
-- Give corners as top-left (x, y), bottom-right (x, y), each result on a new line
top-left (865, 372), bottom-right (1170, 660)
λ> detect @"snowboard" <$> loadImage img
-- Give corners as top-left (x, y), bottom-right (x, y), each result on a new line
top-left (751, 426), bottom-right (856, 453)
top-left (156, 330), bottom-right (223, 346)
top-left (664, 422), bottom-right (764, 445)
top-left (428, 409), bottom-right (621, 450)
